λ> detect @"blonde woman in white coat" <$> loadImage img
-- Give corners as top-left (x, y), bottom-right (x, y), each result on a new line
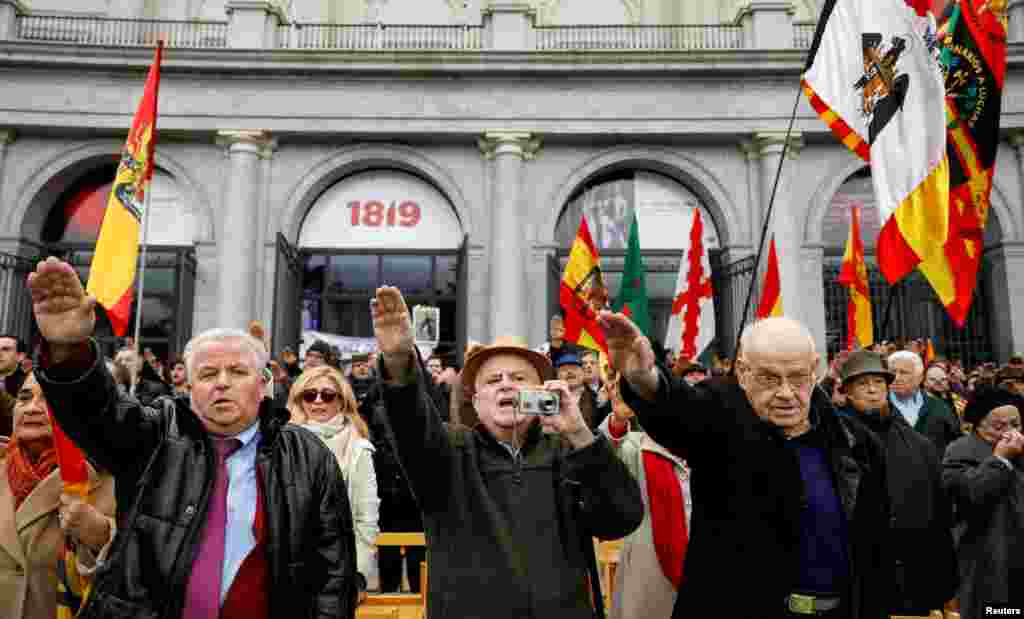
top-left (597, 373), bottom-right (692, 619)
top-left (288, 365), bottom-right (380, 604)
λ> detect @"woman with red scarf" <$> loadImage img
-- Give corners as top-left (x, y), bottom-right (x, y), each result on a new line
top-left (0, 374), bottom-right (115, 619)
top-left (598, 371), bottom-right (692, 619)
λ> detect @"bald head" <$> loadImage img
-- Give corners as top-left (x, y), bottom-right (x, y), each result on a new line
top-left (739, 317), bottom-right (817, 361)
top-left (736, 318), bottom-right (819, 438)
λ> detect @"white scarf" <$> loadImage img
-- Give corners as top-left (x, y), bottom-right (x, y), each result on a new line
top-left (302, 415), bottom-right (358, 474)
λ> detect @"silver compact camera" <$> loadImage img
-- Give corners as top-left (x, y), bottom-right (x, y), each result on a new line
top-left (517, 389), bottom-right (560, 416)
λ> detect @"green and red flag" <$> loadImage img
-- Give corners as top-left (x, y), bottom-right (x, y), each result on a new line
top-left (613, 212), bottom-right (651, 338)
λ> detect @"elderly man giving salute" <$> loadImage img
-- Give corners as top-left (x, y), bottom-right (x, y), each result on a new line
top-left (26, 257), bottom-right (357, 619)
top-left (598, 312), bottom-right (891, 619)
top-left (370, 286), bottom-right (642, 619)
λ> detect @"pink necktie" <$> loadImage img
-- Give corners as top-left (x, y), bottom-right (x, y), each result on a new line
top-left (182, 437), bottom-right (242, 619)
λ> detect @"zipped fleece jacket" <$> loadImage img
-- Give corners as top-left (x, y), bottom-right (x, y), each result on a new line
top-left (375, 362), bottom-right (644, 619)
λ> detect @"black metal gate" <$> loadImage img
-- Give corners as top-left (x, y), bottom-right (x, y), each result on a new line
top-left (823, 252), bottom-right (993, 365)
top-left (271, 233), bottom-right (303, 357)
top-left (0, 252), bottom-right (38, 346)
top-left (710, 252), bottom-right (756, 359)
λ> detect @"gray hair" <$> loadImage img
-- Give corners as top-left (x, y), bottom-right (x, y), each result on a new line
top-left (183, 328), bottom-right (270, 383)
top-left (888, 350), bottom-right (924, 374)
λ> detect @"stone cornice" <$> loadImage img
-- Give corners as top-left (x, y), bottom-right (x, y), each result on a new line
top-left (1, 39), bottom-right (1021, 77)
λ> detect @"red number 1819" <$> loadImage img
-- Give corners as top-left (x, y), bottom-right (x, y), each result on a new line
top-left (348, 201), bottom-right (421, 228)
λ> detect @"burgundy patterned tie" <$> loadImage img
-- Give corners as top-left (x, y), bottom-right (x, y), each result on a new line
top-left (182, 437), bottom-right (243, 619)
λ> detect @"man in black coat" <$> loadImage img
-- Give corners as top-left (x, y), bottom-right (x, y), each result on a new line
top-left (27, 257), bottom-right (357, 619)
top-left (838, 351), bottom-right (957, 616)
top-left (601, 312), bottom-right (891, 619)
top-left (369, 286), bottom-right (643, 619)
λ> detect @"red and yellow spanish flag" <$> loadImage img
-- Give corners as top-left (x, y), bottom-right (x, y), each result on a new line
top-left (803, 0), bottom-right (949, 294)
top-left (922, 0), bottom-right (1007, 326)
top-left (560, 217), bottom-right (609, 354)
top-left (87, 42), bottom-right (163, 335)
top-left (756, 237), bottom-right (783, 319)
top-left (838, 205), bottom-right (873, 349)
top-left (49, 403), bottom-right (93, 618)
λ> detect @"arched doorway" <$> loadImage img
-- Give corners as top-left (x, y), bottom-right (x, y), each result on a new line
top-left (284, 168), bottom-right (467, 364)
top-left (551, 169), bottom-right (721, 354)
top-left (821, 167), bottom-right (998, 365)
top-left (39, 163), bottom-right (198, 361)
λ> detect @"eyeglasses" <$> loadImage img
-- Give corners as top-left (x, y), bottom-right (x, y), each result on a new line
top-left (301, 389), bottom-right (338, 404)
top-left (749, 371), bottom-right (814, 392)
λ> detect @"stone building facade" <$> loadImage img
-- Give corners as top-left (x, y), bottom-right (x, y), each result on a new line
top-left (0, 0), bottom-right (1022, 365)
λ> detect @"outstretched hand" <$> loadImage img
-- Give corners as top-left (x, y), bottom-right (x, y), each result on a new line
top-left (371, 286), bottom-right (415, 381)
top-left (27, 257), bottom-right (96, 356)
top-left (596, 310), bottom-right (658, 400)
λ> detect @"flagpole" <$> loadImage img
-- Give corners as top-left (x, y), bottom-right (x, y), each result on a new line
top-left (733, 82), bottom-right (805, 357)
top-left (129, 187), bottom-right (153, 398)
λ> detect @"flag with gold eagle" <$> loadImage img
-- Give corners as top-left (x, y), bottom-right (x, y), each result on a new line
top-left (87, 42), bottom-right (163, 335)
top-left (560, 217), bottom-right (609, 354)
top-left (926, 0), bottom-right (1007, 326)
top-left (838, 205), bottom-right (874, 349)
top-left (802, 0), bottom-right (950, 297)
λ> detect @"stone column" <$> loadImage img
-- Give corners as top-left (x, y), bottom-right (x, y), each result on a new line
top-left (735, 0), bottom-right (795, 48)
top-left (800, 244), bottom-right (829, 372)
top-left (225, 0), bottom-right (285, 48)
top-left (739, 139), bottom-right (762, 249)
top-left (984, 242), bottom-right (1024, 362)
top-left (0, 0), bottom-right (27, 40)
top-left (752, 131), bottom-right (805, 323)
top-left (256, 137), bottom-right (277, 329)
top-left (482, 1), bottom-right (536, 50)
top-left (216, 130), bottom-right (272, 329)
top-left (0, 129), bottom-right (14, 212)
top-left (1010, 130), bottom-right (1024, 221)
top-left (1009, 0), bottom-right (1024, 43)
top-left (478, 131), bottom-right (541, 342)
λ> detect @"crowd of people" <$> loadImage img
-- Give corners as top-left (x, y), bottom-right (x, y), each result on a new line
top-left (0, 256), bottom-right (1022, 619)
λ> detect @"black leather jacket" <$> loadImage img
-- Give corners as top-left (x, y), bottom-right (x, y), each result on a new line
top-left (36, 340), bottom-right (357, 619)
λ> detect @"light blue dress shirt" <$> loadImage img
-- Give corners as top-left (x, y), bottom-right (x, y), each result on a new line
top-left (889, 389), bottom-right (924, 428)
top-left (221, 422), bottom-right (261, 605)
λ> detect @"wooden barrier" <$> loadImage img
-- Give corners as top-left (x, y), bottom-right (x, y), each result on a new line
top-left (364, 533), bottom-right (428, 619)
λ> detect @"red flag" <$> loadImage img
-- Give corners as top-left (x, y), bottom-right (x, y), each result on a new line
top-left (838, 205), bottom-right (873, 349)
top-left (756, 237), bottom-right (783, 319)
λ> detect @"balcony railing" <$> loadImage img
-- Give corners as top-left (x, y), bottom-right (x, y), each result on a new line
top-left (793, 21), bottom-right (816, 49)
top-left (535, 24), bottom-right (744, 51)
top-left (280, 23), bottom-right (483, 50)
top-left (16, 15), bottom-right (227, 48)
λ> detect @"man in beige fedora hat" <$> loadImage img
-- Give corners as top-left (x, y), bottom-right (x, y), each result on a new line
top-left (369, 286), bottom-right (642, 619)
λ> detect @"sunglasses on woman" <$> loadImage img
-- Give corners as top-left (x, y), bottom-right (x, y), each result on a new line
top-left (301, 389), bottom-right (338, 404)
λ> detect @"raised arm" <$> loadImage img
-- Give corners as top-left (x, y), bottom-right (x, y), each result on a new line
top-left (371, 286), bottom-right (452, 513)
top-left (943, 437), bottom-right (1019, 517)
top-left (29, 257), bottom-right (162, 479)
top-left (597, 310), bottom-right (718, 462)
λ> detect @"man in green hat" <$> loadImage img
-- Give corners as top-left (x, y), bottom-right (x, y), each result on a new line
top-left (839, 350), bottom-right (957, 618)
